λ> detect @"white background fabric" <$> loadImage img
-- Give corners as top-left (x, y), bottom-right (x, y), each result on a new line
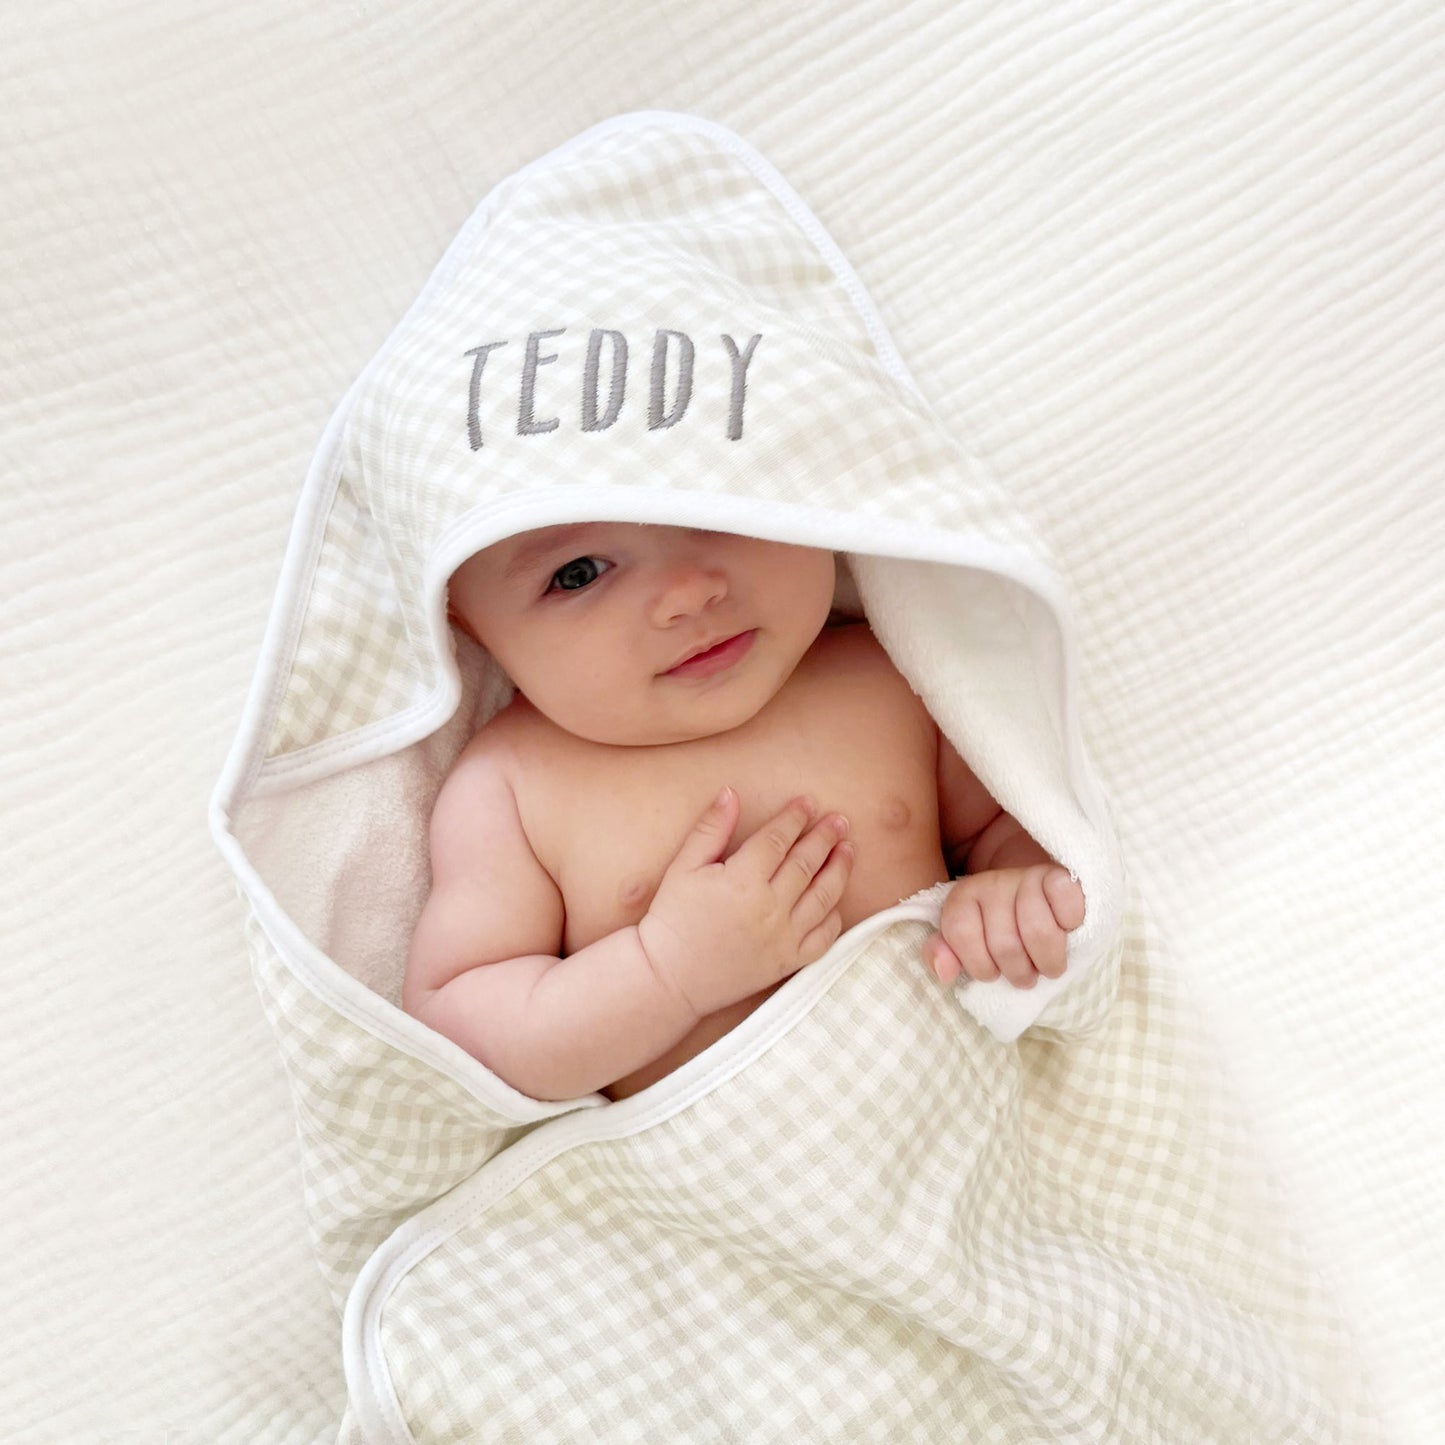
top-left (3, 2), bottom-right (1441, 1440)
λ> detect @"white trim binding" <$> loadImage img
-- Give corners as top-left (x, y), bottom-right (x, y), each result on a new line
top-left (342, 888), bottom-right (947, 1443)
top-left (205, 110), bottom-right (1120, 1438)
top-left (208, 110), bottom-right (1107, 1118)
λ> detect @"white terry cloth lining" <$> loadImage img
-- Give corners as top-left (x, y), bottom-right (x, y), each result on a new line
top-left (202, 104), bottom-right (1380, 1444)
top-left (209, 112), bottom-right (1121, 1103)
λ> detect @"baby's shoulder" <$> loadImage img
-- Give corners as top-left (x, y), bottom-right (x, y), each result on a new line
top-left (435, 696), bottom-right (543, 815)
top-left (458, 689), bottom-right (553, 760)
top-left (425, 695), bottom-right (572, 895)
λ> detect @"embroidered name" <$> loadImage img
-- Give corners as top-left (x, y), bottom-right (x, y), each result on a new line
top-left (464, 329), bottom-right (762, 450)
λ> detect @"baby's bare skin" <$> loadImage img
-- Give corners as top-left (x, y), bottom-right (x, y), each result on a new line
top-left (405, 523), bottom-right (1085, 1102)
top-left (484, 622), bottom-right (948, 1098)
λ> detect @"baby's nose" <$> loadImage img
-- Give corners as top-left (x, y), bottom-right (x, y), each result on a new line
top-left (650, 560), bottom-right (727, 624)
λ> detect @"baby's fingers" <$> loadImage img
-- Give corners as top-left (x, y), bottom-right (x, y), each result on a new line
top-left (1017, 869), bottom-right (1067, 979)
top-left (737, 795), bottom-right (817, 878)
top-left (796, 907), bottom-right (845, 967)
top-left (792, 834), bottom-right (853, 925)
top-left (939, 893), bottom-right (997, 983)
top-left (923, 930), bottom-right (964, 986)
top-left (981, 893), bottom-right (1036, 989)
top-left (1042, 867), bottom-right (1086, 931)
top-left (771, 810), bottom-right (850, 899)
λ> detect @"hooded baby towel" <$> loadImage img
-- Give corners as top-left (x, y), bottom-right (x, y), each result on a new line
top-left (211, 112), bottom-right (1376, 1442)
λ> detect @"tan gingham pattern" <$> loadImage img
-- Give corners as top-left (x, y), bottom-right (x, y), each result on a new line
top-left (245, 912), bottom-right (531, 1306)
top-left (377, 906), bottom-right (1374, 1443)
top-left (266, 473), bottom-right (433, 758)
top-left (228, 117), bottom-right (1378, 1438)
top-left (261, 118), bottom-right (1034, 768)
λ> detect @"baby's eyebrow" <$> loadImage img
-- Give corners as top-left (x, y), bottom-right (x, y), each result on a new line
top-left (498, 524), bottom-right (595, 583)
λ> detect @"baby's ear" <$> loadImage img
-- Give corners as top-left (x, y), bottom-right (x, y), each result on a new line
top-left (444, 592), bottom-right (474, 641)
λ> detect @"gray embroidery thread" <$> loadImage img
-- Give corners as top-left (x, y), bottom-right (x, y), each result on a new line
top-left (464, 341), bottom-right (507, 451)
top-left (648, 330), bottom-right (694, 431)
top-left (581, 329), bottom-right (627, 432)
top-left (465, 328), bottom-right (760, 448)
top-left (518, 329), bottom-right (566, 436)
top-left (721, 333), bottom-right (762, 441)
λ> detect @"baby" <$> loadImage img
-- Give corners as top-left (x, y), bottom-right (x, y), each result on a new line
top-left (403, 523), bottom-right (1085, 1101)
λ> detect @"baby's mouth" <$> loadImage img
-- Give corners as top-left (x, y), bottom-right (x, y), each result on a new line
top-left (662, 629), bottom-right (757, 679)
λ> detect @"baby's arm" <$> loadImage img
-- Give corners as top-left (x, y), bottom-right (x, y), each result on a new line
top-left (927, 728), bottom-right (1085, 990)
top-left (404, 746), bottom-right (851, 1100)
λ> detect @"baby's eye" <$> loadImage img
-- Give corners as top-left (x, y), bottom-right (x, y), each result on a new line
top-left (548, 556), bottom-right (611, 593)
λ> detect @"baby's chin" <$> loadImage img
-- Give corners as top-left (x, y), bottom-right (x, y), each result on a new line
top-left (561, 713), bottom-right (763, 748)
top-left (539, 693), bottom-right (773, 748)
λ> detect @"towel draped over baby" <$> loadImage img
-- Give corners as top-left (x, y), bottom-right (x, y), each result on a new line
top-left (211, 112), bottom-right (1377, 1441)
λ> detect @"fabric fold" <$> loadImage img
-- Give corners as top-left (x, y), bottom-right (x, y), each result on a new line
top-left (210, 111), bottom-right (1376, 1441)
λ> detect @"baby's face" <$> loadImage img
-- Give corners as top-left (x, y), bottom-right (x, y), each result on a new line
top-left (448, 523), bottom-right (837, 745)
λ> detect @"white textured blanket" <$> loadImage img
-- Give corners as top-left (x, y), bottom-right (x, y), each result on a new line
top-left (211, 114), bottom-right (1378, 1441)
top-left (12, 5), bottom-right (1445, 1438)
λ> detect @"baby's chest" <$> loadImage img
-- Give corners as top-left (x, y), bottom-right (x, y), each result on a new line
top-left (531, 696), bottom-right (944, 956)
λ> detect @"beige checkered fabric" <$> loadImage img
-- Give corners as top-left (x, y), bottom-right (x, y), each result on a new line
top-left (220, 115), bottom-right (1379, 1439)
top-left (262, 117), bottom-right (1031, 767)
top-left (365, 904), bottom-right (1372, 1442)
top-left (244, 911), bottom-right (538, 1306)
top-left (267, 476), bottom-right (431, 758)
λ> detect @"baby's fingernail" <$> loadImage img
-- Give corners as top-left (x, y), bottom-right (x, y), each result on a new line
top-left (833, 814), bottom-right (849, 836)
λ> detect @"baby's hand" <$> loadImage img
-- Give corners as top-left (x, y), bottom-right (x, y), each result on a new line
top-left (637, 789), bottom-right (854, 1021)
top-left (924, 866), bottom-right (1085, 990)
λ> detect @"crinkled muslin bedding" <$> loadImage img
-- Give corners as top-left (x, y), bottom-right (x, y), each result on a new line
top-left (211, 113), bottom-right (1378, 1442)
top-left (9, 4), bottom-right (1445, 1441)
